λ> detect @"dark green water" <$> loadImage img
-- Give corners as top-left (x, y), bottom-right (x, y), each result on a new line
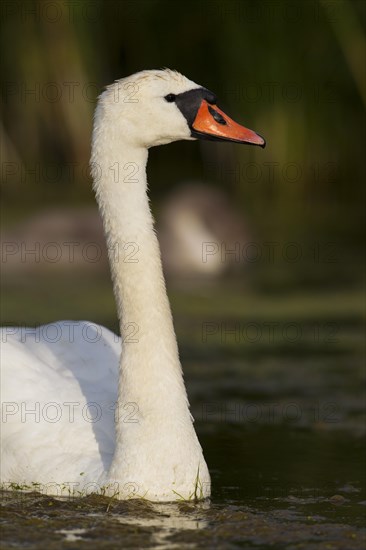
top-left (1, 282), bottom-right (365, 548)
top-left (1, 426), bottom-right (365, 549)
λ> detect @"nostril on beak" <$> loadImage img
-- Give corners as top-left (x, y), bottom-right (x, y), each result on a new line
top-left (208, 105), bottom-right (227, 125)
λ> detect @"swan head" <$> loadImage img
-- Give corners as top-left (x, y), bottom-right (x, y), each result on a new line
top-left (95, 69), bottom-right (265, 149)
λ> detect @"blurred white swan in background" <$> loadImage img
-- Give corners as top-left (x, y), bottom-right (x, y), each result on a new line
top-left (1, 69), bottom-right (265, 501)
top-left (159, 182), bottom-right (250, 278)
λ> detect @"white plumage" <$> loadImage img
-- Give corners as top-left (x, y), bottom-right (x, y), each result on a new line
top-left (1, 69), bottom-right (264, 501)
top-left (1, 322), bottom-right (119, 491)
top-left (1, 70), bottom-right (211, 501)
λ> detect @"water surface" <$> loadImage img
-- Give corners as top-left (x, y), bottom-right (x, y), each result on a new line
top-left (1, 283), bottom-right (365, 548)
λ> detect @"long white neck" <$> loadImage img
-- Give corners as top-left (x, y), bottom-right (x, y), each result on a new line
top-left (91, 119), bottom-right (209, 500)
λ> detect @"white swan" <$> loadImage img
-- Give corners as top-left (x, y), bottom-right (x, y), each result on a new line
top-left (0, 69), bottom-right (265, 502)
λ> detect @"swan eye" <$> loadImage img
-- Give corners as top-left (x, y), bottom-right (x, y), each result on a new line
top-left (165, 94), bottom-right (176, 103)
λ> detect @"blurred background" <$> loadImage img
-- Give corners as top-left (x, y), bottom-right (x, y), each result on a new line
top-left (1, 0), bottom-right (365, 520)
top-left (1, 0), bottom-right (365, 295)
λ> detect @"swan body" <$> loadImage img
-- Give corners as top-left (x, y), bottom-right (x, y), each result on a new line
top-left (1, 69), bottom-right (264, 501)
top-left (1, 322), bottom-right (119, 492)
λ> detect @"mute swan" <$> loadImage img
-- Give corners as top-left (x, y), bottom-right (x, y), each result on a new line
top-left (1, 69), bottom-right (265, 502)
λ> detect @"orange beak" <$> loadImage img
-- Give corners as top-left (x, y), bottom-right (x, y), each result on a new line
top-left (192, 100), bottom-right (265, 147)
